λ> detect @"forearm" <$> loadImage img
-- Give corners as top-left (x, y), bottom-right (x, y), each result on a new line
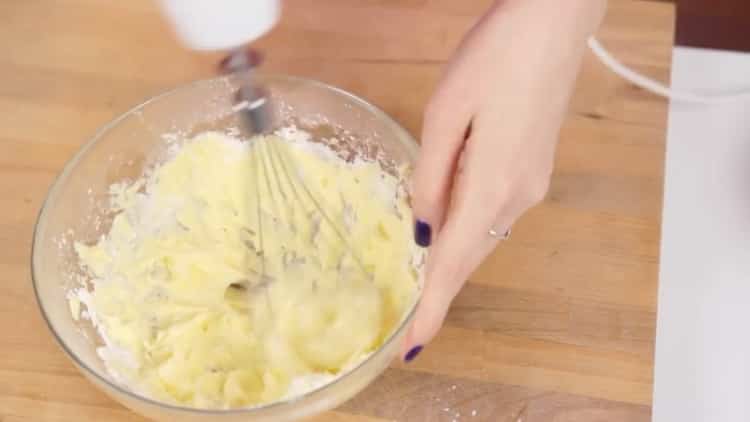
top-left (450, 0), bottom-right (605, 136)
top-left (482, 0), bottom-right (607, 76)
top-left (491, 0), bottom-right (607, 41)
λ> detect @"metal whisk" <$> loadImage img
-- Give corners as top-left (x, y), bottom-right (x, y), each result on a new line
top-left (221, 49), bottom-right (273, 135)
top-left (221, 50), bottom-right (369, 302)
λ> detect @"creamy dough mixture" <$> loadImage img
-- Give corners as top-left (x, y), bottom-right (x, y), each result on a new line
top-left (73, 130), bottom-right (419, 408)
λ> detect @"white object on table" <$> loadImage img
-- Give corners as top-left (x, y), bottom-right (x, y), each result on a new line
top-left (653, 46), bottom-right (750, 422)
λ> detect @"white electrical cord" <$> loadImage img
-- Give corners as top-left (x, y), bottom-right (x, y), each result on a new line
top-left (587, 36), bottom-right (750, 104)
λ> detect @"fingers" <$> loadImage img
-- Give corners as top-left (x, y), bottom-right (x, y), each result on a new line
top-left (405, 145), bottom-right (505, 355)
top-left (405, 209), bottom-right (501, 358)
top-left (403, 133), bottom-right (552, 360)
top-left (410, 87), bottom-right (474, 246)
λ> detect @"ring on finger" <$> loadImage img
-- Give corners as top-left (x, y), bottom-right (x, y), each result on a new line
top-left (488, 227), bottom-right (511, 240)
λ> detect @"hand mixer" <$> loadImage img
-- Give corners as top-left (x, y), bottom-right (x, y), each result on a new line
top-left (159, 0), bottom-right (281, 133)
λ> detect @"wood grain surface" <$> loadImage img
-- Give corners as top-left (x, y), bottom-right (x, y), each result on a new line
top-left (0, 1), bottom-right (674, 421)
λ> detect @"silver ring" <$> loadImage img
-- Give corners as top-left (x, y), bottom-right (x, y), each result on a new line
top-left (489, 227), bottom-right (511, 240)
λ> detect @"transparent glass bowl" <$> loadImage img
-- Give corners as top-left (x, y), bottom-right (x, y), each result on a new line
top-left (31, 74), bottom-right (420, 421)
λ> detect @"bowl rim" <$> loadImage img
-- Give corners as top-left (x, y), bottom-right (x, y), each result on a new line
top-left (31, 73), bottom-right (422, 414)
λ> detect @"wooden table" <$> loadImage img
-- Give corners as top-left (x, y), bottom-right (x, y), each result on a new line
top-left (0, 1), bottom-right (674, 421)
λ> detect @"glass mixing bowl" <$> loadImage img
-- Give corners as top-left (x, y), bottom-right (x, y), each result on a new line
top-left (31, 74), bottom-right (421, 421)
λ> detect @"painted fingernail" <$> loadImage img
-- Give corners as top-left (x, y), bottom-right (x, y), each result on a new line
top-left (404, 345), bottom-right (423, 362)
top-left (414, 220), bottom-right (432, 247)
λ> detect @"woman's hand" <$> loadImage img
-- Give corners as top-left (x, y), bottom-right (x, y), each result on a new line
top-left (403, 0), bottom-right (607, 361)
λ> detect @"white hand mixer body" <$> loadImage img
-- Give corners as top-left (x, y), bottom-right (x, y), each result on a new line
top-left (158, 0), bottom-right (281, 51)
top-left (159, 0), bottom-right (282, 135)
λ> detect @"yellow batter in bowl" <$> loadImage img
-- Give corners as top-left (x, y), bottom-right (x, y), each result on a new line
top-left (73, 130), bottom-right (420, 409)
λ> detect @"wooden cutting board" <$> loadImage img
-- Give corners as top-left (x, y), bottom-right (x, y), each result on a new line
top-left (0, 1), bottom-right (673, 420)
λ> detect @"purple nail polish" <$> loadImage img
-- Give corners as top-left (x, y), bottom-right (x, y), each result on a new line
top-left (414, 220), bottom-right (432, 247)
top-left (404, 345), bottom-right (423, 362)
